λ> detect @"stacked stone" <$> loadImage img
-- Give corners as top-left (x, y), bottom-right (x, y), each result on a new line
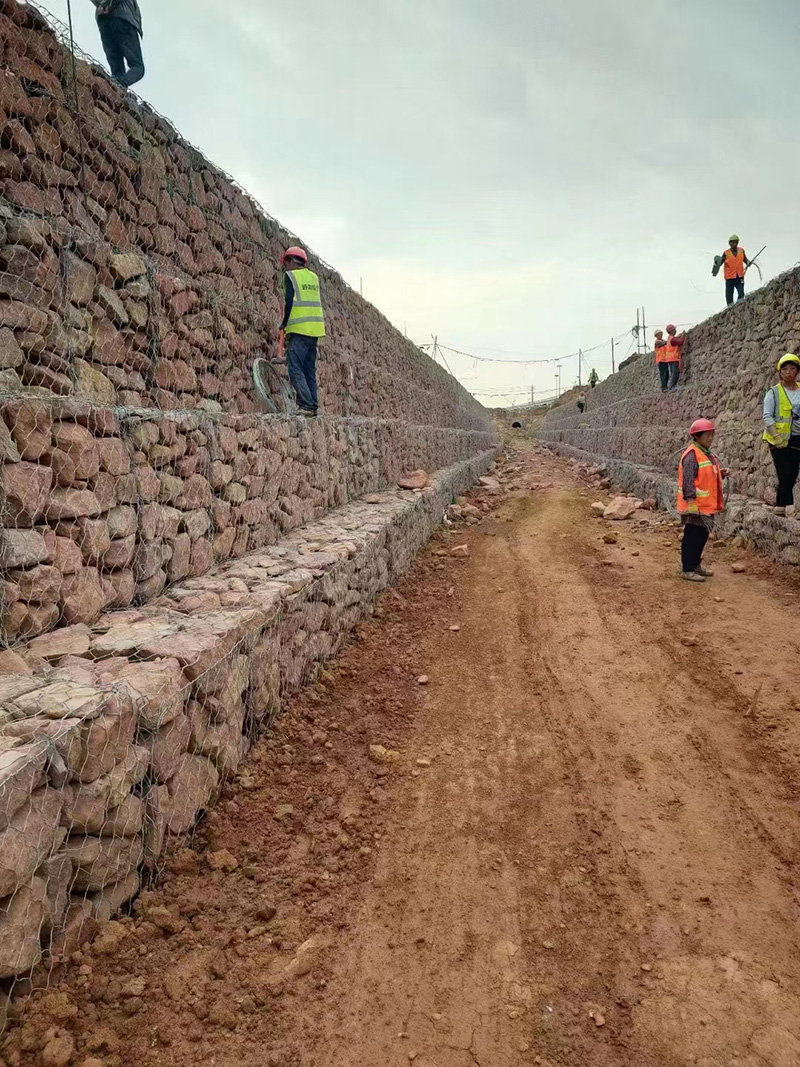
top-left (537, 267), bottom-right (800, 507)
top-left (0, 448), bottom-right (494, 983)
top-left (1, 395), bottom-right (495, 643)
top-left (0, 0), bottom-right (491, 433)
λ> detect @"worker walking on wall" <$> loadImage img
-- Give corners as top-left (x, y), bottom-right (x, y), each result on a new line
top-left (277, 246), bottom-right (326, 417)
top-left (714, 235), bottom-right (751, 306)
top-left (762, 353), bottom-right (800, 516)
top-left (662, 324), bottom-right (686, 390)
top-left (677, 418), bottom-right (728, 582)
top-left (91, 0), bottom-right (145, 88)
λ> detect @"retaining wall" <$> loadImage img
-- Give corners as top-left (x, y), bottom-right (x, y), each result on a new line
top-left (0, 450), bottom-right (494, 985)
top-left (537, 266), bottom-right (800, 509)
top-left (0, 0), bottom-right (499, 994)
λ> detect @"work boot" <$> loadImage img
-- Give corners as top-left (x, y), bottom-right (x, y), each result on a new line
top-left (681, 571), bottom-right (706, 582)
top-left (694, 565), bottom-right (713, 577)
top-left (773, 506), bottom-right (786, 517)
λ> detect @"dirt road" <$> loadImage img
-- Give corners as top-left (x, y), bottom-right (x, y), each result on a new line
top-left (12, 443), bottom-right (800, 1067)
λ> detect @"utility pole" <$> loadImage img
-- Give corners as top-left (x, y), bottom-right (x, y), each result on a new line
top-left (635, 308), bottom-right (641, 353)
top-left (578, 349), bottom-right (582, 387)
top-left (611, 337), bottom-right (615, 374)
top-left (641, 306), bottom-right (647, 353)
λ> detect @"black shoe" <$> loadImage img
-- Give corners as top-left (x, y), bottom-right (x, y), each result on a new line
top-left (298, 408), bottom-right (316, 418)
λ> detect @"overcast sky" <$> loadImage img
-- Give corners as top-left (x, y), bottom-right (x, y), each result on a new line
top-left (44, 0), bottom-right (800, 406)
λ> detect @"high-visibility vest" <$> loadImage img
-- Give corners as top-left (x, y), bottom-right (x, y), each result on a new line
top-left (285, 269), bottom-right (326, 337)
top-left (654, 340), bottom-right (668, 363)
top-left (677, 443), bottom-right (724, 516)
top-left (762, 383), bottom-right (795, 448)
top-left (663, 337), bottom-right (682, 363)
top-left (723, 248), bottom-right (746, 280)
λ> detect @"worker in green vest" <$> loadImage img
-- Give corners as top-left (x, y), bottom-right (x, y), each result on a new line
top-left (277, 246), bottom-right (326, 416)
top-left (762, 353), bottom-right (800, 515)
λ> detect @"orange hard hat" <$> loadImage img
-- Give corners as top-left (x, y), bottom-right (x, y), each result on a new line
top-left (280, 246), bottom-right (307, 265)
top-left (689, 418), bottom-right (715, 436)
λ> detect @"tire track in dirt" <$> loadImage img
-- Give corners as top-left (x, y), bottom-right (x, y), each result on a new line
top-left (8, 442), bottom-right (800, 1067)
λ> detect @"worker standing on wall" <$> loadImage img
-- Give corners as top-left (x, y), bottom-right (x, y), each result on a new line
top-left (654, 329), bottom-right (669, 391)
top-left (714, 235), bottom-right (751, 306)
top-left (91, 0), bottom-right (145, 89)
top-left (662, 324), bottom-right (686, 390)
top-left (677, 418), bottom-right (728, 582)
top-left (277, 246), bottom-right (326, 417)
top-left (762, 354), bottom-right (800, 516)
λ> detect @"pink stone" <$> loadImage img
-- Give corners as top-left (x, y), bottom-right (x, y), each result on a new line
top-left (2, 462), bottom-right (53, 524)
top-left (59, 568), bottom-right (109, 626)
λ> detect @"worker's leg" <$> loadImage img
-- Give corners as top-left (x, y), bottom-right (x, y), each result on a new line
top-left (681, 522), bottom-right (708, 573)
top-left (286, 335), bottom-right (316, 411)
top-left (769, 444), bottom-right (797, 508)
top-left (97, 18), bottom-right (127, 82)
top-left (780, 438), bottom-right (800, 506)
top-left (302, 338), bottom-right (319, 412)
top-left (734, 277), bottom-right (745, 302)
top-left (658, 363), bottom-right (669, 391)
top-left (116, 22), bottom-right (145, 87)
top-left (725, 279), bottom-right (735, 305)
top-left (667, 362), bottom-right (681, 390)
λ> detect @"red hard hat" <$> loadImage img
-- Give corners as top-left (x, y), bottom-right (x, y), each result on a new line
top-left (280, 246), bottom-right (307, 265)
top-left (666, 323), bottom-right (677, 333)
top-left (689, 418), bottom-right (715, 436)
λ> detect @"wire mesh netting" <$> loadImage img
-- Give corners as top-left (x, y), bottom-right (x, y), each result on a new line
top-left (0, 0), bottom-right (501, 1015)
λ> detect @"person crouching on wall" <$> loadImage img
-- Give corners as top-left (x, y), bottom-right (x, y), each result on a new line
top-left (762, 354), bottom-right (800, 517)
top-left (677, 418), bottom-right (728, 583)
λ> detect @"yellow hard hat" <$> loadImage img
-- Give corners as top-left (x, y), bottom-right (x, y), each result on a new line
top-left (777, 353), bottom-right (800, 370)
top-left (729, 234), bottom-right (740, 242)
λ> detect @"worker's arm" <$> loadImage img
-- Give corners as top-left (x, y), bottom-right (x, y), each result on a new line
top-left (280, 274), bottom-right (293, 330)
top-left (763, 387), bottom-right (777, 428)
top-left (682, 452), bottom-right (699, 504)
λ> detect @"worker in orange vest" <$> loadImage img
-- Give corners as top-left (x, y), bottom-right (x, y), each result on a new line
top-left (677, 418), bottom-right (729, 582)
top-left (662, 324), bottom-right (686, 390)
top-left (719, 235), bottom-right (751, 306)
top-left (654, 330), bottom-right (670, 391)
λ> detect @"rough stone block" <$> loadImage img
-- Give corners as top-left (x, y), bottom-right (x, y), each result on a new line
top-left (0, 877), bottom-right (47, 979)
top-left (61, 834), bottom-right (144, 892)
top-left (163, 754), bottom-right (219, 834)
top-left (0, 787), bottom-right (65, 899)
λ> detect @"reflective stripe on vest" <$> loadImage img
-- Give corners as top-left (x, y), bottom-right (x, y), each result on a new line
top-left (723, 248), bottom-right (745, 279)
top-left (286, 269), bottom-right (326, 338)
top-left (663, 337), bottom-right (682, 363)
top-left (762, 384), bottom-right (794, 448)
top-left (677, 443), bottom-right (724, 515)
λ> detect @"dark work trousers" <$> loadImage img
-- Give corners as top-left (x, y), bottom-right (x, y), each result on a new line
top-left (681, 522), bottom-right (710, 572)
top-left (769, 437), bottom-right (800, 506)
top-left (725, 277), bottom-right (745, 305)
top-left (666, 361), bottom-right (680, 390)
top-left (287, 334), bottom-right (319, 412)
top-left (98, 17), bottom-right (145, 87)
top-left (658, 363), bottom-right (670, 391)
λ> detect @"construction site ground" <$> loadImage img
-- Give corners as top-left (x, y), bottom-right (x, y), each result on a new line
top-left (10, 440), bottom-right (800, 1067)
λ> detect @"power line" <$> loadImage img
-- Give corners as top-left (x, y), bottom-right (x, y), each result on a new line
top-left (417, 331), bottom-right (629, 367)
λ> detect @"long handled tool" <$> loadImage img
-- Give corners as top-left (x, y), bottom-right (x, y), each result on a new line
top-left (744, 245), bottom-right (767, 283)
